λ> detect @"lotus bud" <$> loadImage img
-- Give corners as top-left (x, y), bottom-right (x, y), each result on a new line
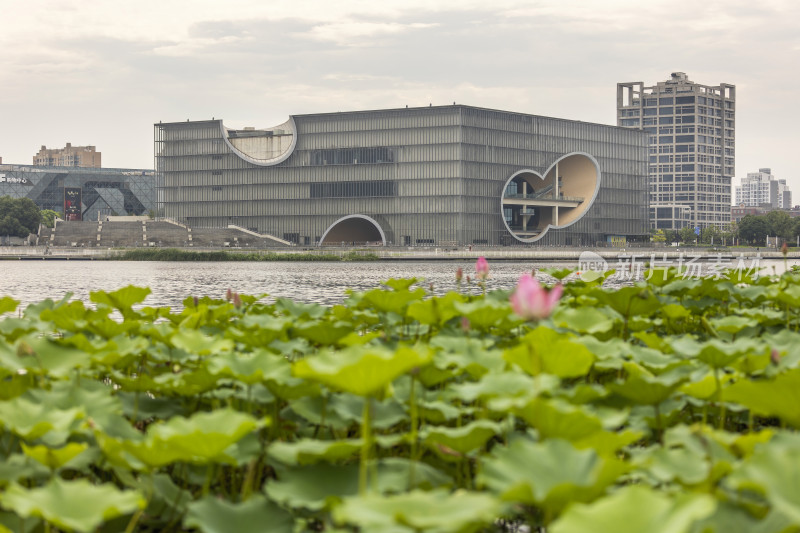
top-left (193, 296), bottom-right (199, 307)
top-left (233, 292), bottom-right (242, 309)
top-left (509, 273), bottom-right (563, 320)
top-left (429, 282), bottom-right (435, 292)
top-left (226, 288), bottom-right (233, 301)
top-left (771, 348), bottom-right (781, 366)
top-left (782, 242), bottom-right (789, 257)
top-left (456, 267), bottom-right (463, 283)
top-left (475, 256), bottom-right (489, 281)
top-left (460, 316), bottom-right (471, 332)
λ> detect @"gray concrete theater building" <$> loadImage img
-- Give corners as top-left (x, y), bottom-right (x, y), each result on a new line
top-left (155, 105), bottom-right (649, 246)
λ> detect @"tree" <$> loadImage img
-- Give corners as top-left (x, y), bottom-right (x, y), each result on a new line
top-left (765, 210), bottom-right (794, 242)
top-left (701, 225), bottom-right (720, 245)
top-left (40, 210), bottom-right (60, 228)
top-left (0, 196), bottom-right (41, 238)
top-left (652, 229), bottom-right (666, 244)
top-left (737, 215), bottom-right (769, 246)
top-left (679, 226), bottom-right (696, 244)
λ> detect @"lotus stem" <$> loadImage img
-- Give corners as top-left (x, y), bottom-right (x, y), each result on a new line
top-left (359, 396), bottom-right (372, 495)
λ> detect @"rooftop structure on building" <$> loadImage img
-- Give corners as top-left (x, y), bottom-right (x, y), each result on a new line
top-left (155, 104), bottom-right (650, 247)
top-left (33, 143), bottom-right (102, 168)
top-left (735, 168), bottom-right (791, 210)
top-left (617, 72), bottom-right (734, 230)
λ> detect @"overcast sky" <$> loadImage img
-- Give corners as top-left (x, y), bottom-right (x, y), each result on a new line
top-left (1, 0), bottom-right (798, 198)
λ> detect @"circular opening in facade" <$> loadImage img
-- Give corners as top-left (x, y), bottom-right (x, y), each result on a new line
top-left (500, 153), bottom-right (600, 242)
top-left (319, 215), bottom-right (386, 246)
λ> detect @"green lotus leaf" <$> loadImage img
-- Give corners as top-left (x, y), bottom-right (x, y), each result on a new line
top-left (329, 395), bottom-right (407, 430)
top-left (98, 409), bottom-right (264, 468)
top-left (448, 372), bottom-right (543, 403)
top-left (333, 489), bottom-right (505, 533)
top-left (268, 438), bottom-right (362, 466)
top-left (776, 284), bottom-right (800, 307)
top-left (294, 320), bottom-right (353, 345)
top-left (0, 396), bottom-right (84, 444)
top-left (660, 304), bottom-right (691, 320)
top-left (550, 485), bottom-right (715, 533)
top-left (90, 285), bottom-right (151, 319)
top-left (417, 400), bottom-right (463, 424)
top-left (266, 463), bottom-right (361, 511)
top-left (266, 459), bottom-right (451, 512)
top-left (709, 316), bottom-right (756, 335)
top-left (360, 287), bottom-right (426, 314)
top-left (681, 371), bottom-right (735, 400)
top-left (205, 349), bottom-right (287, 385)
top-left (0, 478), bottom-right (145, 533)
top-left (0, 453), bottom-right (51, 485)
top-left (184, 494), bottom-right (293, 533)
top-left (170, 328), bottom-right (234, 356)
top-left (28, 379), bottom-right (123, 428)
top-left (504, 326), bottom-right (594, 378)
top-left (263, 363), bottom-right (321, 401)
top-left (407, 292), bottom-right (465, 326)
top-left (0, 296), bottom-right (19, 315)
top-left (722, 368), bottom-right (800, 427)
top-left (454, 300), bottom-right (511, 331)
top-left (292, 345), bottom-right (432, 397)
top-left (507, 397), bottom-right (602, 442)
top-left (478, 438), bottom-right (628, 517)
top-left (591, 286), bottom-right (660, 318)
top-left (422, 419), bottom-right (502, 456)
top-left (15, 336), bottom-right (92, 377)
top-left (144, 473), bottom-right (192, 518)
top-left (551, 306), bottom-right (615, 335)
top-left (725, 433), bottom-right (800, 521)
top-left (284, 395), bottom-right (349, 430)
top-left (574, 336), bottom-right (628, 370)
top-left (638, 445), bottom-right (710, 486)
top-left (608, 369), bottom-right (688, 405)
top-left (690, 504), bottom-right (795, 533)
top-left (21, 442), bottom-right (89, 470)
top-left (381, 278), bottom-right (420, 291)
top-left (275, 298), bottom-right (327, 319)
top-left (432, 336), bottom-right (505, 378)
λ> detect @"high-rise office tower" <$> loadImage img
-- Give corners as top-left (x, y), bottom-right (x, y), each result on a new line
top-left (617, 72), bottom-right (734, 230)
top-left (735, 168), bottom-right (792, 209)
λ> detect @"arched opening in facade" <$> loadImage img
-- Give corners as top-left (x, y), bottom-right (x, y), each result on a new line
top-left (319, 215), bottom-right (386, 246)
top-left (501, 153), bottom-right (600, 243)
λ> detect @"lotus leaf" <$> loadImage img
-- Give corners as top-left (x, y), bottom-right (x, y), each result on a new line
top-left (551, 306), bottom-right (615, 334)
top-left (478, 438), bottom-right (627, 517)
top-left (21, 442), bottom-right (89, 470)
top-left (90, 285), bottom-right (151, 319)
top-left (0, 478), bottom-right (145, 533)
top-left (722, 368), bottom-right (800, 427)
top-left (184, 495), bottom-right (294, 533)
top-left (504, 326), bottom-right (594, 378)
top-left (422, 420), bottom-right (502, 456)
top-left (292, 345), bottom-right (432, 397)
top-left (550, 485), bottom-right (715, 533)
top-left (268, 438), bottom-right (362, 466)
top-left (333, 489), bottom-right (505, 533)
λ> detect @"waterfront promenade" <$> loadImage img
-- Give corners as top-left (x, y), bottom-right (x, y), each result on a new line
top-left (0, 244), bottom-right (791, 261)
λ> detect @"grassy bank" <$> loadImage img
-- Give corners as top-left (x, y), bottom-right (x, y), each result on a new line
top-left (115, 248), bottom-right (380, 261)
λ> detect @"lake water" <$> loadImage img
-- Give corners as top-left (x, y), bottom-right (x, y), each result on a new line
top-left (0, 260), bottom-right (550, 309)
top-left (1, 257), bottom-right (793, 310)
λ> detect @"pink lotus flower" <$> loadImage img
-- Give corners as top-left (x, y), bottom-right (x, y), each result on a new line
top-left (475, 256), bottom-right (489, 281)
top-left (510, 273), bottom-right (563, 320)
